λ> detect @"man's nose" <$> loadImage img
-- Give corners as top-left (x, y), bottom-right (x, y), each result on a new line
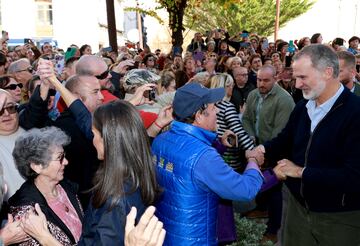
top-left (295, 79), bottom-right (303, 89)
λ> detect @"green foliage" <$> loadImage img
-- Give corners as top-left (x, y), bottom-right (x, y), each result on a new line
top-left (229, 213), bottom-right (275, 246)
top-left (185, 0), bottom-right (315, 37)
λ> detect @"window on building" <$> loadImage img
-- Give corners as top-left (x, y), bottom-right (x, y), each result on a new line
top-left (36, 1), bottom-right (53, 25)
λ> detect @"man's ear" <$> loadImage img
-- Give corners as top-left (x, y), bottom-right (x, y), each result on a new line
top-left (193, 110), bottom-right (203, 126)
top-left (72, 92), bottom-right (83, 102)
top-left (324, 66), bottom-right (334, 80)
top-left (350, 67), bottom-right (357, 78)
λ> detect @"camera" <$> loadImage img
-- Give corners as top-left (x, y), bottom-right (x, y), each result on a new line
top-left (24, 38), bottom-right (32, 44)
top-left (227, 135), bottom-right (237, 147)
top-left (149, 88), bottom-right (156, 101)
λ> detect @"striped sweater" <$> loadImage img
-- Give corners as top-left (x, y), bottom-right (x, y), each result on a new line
top-left (216, 100), bottom-right (254, 170)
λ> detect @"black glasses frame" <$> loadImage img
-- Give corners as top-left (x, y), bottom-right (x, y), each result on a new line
top-left (3, 83), bottom-right (23, 90)
top-left (52, 152), bottom-right (66, 164)
top-left (16, 66), bottom-right (33, 73)
top-left (0, 104), bottom-right (19, 116)
top-left (95, 69), bottom-right (109, 80)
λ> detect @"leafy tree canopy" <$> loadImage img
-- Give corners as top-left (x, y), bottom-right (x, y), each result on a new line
top-left (185, 0), bottom-right (315, 37)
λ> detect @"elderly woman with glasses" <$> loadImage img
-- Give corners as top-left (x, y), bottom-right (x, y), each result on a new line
top-left (0, 74), bottom-right (23, 103)
top-left (0, 90), bottom-right (25, 199)
top-left (8, 126), bottom-right (84, 246)
top-left (14, 101), bottom-right (164, 246)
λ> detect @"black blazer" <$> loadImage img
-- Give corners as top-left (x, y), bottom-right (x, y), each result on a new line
top-left (8, 179), bottom-right (84, 245)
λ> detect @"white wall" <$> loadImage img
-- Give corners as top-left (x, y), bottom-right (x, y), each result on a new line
top-left (2, 0), bottom-right (36, 39)
top-left (52, 0), bottom-right (124, 51)
top-left (276, 0), bottom-right (360, 43)
top-left (52, 0), bottom-right (101, 50)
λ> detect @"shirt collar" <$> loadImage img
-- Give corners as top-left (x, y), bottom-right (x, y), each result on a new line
top-left (306, 84), bottom-right (344, 113)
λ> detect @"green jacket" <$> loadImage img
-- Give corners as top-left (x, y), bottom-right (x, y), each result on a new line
top-left (353, 82), bottom-right (360, 97)
top-left (242, 84), bottom-right (295, 144)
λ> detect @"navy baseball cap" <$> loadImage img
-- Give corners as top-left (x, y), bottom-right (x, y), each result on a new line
top-left (173, 82), bottom-right (225, 120)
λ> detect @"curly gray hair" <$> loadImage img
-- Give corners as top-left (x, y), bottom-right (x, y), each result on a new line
top-left (12, 127), bottom-right (71, 179)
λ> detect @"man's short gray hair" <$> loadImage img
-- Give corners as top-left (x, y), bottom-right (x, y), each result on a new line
top-left (12, 127), bottom-right (70, 179)
top-left (293, 44), bottom-right (339, 78)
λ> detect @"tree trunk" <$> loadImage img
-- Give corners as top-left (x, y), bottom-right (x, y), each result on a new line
top-left (168, 0), bottom-right (187, 54)
top-left (106, 0), bottom-right (118, 55)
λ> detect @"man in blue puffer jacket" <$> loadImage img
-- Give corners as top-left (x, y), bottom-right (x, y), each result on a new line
top-left (152, 83), bottom-right (264, 245)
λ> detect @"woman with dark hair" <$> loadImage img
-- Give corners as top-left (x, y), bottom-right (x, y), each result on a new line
top-left (218, 40), bottom-right (234, 57)
top-left (79, 100), bottom-right (160, 245)
top-left (175, 56), bottom-right (195, 88)
top-left (143, 54), bottom-right (159, 74)
top-left (310, 33), bottom-right (323, 44)
top-left (79, 44), bottom-right (92, 56)
top-left (297, 37), bottom-right (311, 50)
top-left (332, 37), bottom-right (346, 51)
top-left (0, 74), bottom-right (23, 103)
top-left (0, 52), bottom-right (7, 75)
top-left (276, 41), bottom-right (289, 63)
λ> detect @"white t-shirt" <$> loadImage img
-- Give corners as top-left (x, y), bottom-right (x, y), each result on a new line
top-left (0, 127), bottom-right (26, 200)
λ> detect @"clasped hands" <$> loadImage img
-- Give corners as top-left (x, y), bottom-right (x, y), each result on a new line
top-left (245, 145), bottom-right (304, 180)
top-left (273, 159), bottom-right (304, 180)
top-left (245, 145), bottom-right (265, 166)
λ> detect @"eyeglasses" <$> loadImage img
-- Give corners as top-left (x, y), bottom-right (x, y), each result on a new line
top-left (147, 58), bottom-right (155, 62)
top-left (3, 83), bottom-right (23, 90)
top-left (95, 69), bottom-right (109, 80)
top-left (236, 73), bottom-right (248, 77)
top-left (0, 104), bottom-right (18, 116)
top-left (49, 89), bottom-right (56, 96)
top-left (16, 66), bottom-right (33, 73)
top-left (52, 152), bottom-right (66, 164)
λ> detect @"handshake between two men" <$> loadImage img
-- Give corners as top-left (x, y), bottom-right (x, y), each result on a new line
top-left (245, 145), bottom-right (304, 180)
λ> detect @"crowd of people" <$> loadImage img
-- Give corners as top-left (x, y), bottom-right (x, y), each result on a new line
top-left (0, 26), bottom-right (359, 246)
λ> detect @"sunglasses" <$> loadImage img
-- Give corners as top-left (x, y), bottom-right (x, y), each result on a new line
top-left (3, 83), bottom-right (23, 90)
top-left (95, 69), bottom-right (109, 80)
top-left (0, 104), bottom-right (18, 116)
top-left (52, 152), bottom-right (66, 164)
top-left (17, 66), bottom-right (33, 73)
